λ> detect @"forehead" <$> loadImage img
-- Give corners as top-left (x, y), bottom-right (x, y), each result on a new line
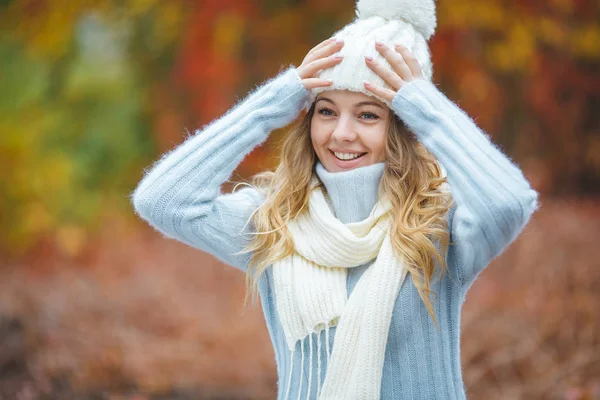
top-left (316, 90), bottom-right (385, 107)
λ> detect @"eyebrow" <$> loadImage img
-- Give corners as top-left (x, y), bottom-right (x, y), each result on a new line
top-left (315, 97), bottom-right (384, 109)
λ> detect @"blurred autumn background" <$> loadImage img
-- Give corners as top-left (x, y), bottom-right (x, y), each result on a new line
top-left (1, 0), bottom-right (599, 399)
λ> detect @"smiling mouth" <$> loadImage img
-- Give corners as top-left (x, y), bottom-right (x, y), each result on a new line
top-left (330, 150), bottom-right (368, 161)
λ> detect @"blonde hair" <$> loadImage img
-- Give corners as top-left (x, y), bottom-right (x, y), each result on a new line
top-left (235, 102), bottom-right (453, 328)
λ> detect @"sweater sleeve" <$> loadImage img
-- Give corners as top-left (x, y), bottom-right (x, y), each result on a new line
top-left (130, 66), bottom-right (310, 272)
top-left (391, 78), bottom-right (540, 288)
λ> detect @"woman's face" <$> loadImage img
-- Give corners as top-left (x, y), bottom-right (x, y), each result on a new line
top-left (311, 90), bottom-right (390, 173)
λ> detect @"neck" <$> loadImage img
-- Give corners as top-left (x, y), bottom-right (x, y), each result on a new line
top-left (314, 160), bottom-right (386, 224)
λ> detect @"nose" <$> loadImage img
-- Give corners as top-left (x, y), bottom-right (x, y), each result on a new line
top-left (331, 115), bottom-right (357, 142)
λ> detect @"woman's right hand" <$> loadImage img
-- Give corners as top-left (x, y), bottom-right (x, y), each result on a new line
top-left (297, 38), bottom-right (345, 90)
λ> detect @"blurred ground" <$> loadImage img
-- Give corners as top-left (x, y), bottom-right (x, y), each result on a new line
top-left (0, 198), bottom-right (598, 400)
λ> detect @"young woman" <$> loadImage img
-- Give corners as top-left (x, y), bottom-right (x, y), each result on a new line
top-left (131, 1), bottom-right (540, 398)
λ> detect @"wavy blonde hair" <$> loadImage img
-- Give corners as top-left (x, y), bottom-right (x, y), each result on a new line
top-left (235, 101), bottom-right (453, 328)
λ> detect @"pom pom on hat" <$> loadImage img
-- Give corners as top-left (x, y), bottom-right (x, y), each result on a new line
top-left (355, 0), bottom-right (437, 40)
top-left (306, 0), bottom-right (438, 110)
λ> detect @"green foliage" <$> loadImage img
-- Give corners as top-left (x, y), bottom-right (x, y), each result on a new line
top-left (0, 4), bottom-right (183, 256)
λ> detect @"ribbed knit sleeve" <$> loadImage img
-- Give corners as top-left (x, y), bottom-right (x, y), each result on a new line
top-left (130, 66), bottom-right (310, 272)
top-left (391, 79), bottom-right (540, 287)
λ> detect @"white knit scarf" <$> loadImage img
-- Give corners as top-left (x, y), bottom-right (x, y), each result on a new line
top-left (272, 177), bottom-right (408, 399)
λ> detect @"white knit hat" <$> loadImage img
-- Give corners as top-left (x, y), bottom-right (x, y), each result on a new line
top-left (309, 0), bottom-right (437, 109)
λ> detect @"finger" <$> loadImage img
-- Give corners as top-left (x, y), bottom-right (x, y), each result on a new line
top-left (375, 42), bottom-right (413, 81)
top-left (302, 78), bottom-right (333, 90)
top-left (394, 43), bottom-right (424, 79)
top-left (307, 37), bottom-right (336, 57)
top-left (364, 55), bottom-right (404, 91)
top-left (299, 55), bottom-right (343, 79)
top-left (306, 39), bottom-right (344, 65)
top-left (363, 81), bottom-right (396, 103)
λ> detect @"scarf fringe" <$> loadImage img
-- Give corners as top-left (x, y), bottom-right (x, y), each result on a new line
top-left (308, 333), bottom-right (313, 400)
top-left (282, 325), bottom-right (334, 399)
top-left (298, 338), bottom-right (304, 400)
top-left (317, 330), bottom-right (322, 397)
top-left (284, 345), bottom-right (295, 400)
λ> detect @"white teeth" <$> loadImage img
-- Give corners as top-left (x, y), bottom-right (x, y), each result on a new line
top-left (333, 151), bottom-right (364, 160)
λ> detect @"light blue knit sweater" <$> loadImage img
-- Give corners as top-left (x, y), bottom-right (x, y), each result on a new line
top-left (131, 66), bottom-right (540, 399)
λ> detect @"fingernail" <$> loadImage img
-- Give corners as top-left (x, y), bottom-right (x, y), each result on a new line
top-left (364, 56), bottom-right (373, 61)
top-left (364, 80), bottom-right (371, 86)
top-left (375, 41), bottom-right (384, 47)
top-left (336, 39), bottom-right (344, 44)
top-left (334, 55), bottom-right (343, 60)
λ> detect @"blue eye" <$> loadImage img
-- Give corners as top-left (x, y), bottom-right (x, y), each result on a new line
top-left (317, 108), bottom-right (380, 120)
top-left (361, 112), bottom-right (379, 120)
top-left (318, 108), bottom-right (334, 116)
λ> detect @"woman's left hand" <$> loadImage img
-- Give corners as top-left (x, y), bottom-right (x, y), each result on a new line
top-left (363, 42), bottom-right (424, 102)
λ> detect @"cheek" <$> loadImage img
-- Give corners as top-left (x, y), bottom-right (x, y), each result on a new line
top-left (363, 127), bottom-right (387, 154)
top-left (310, 121), bottom-right (327, 146)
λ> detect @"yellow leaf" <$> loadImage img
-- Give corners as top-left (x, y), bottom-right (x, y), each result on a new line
top-left (21, 202), bottom-right (54, 237)
top-left (153, 2), bottom-right (185, 48)
top-left (485, 41), bottom-right (513, 73)
top-left (213, 12), bottom-right (245, 58)
top-left (473, 2), bottom-right (506, 31)
top-left (537, 16), bottom-right (568, 47)
top-left (56, 224), bottom-right (87, 257)
top-left (127, 0), bottom-right (160, 17)
top-left (549, 0), bottom-right (575, 14)
top-left (508, 21), bottom-right (536, 73)
top-left (572, 23), bottom-right (600, 60)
